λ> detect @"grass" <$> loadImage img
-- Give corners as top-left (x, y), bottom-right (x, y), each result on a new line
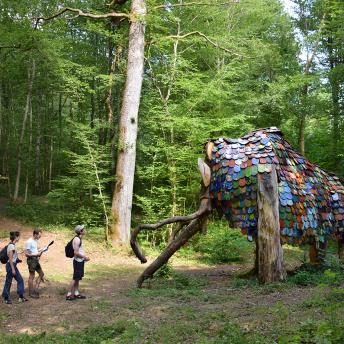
top-left (0, 320), bottom-right (139, 344)
top-left (1, 209), bottom-right (344, 343)
top-left (1, 254), bottom-right (344, 343)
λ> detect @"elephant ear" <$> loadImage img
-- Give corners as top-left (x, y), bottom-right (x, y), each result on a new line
top-left (198, 158), bottom-right (211, 187)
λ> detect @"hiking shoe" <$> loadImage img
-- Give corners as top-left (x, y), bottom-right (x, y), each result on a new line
top-left (4, 299), bottom-right (12, 304)
top-left (18, 297), bottom-right (29, 303)
top-left (66, 295), bottom-right (75, 301)
top-left (75, 294), bottom-right (86, 299)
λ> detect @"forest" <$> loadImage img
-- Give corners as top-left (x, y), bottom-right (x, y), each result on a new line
top-left (0, 0), bottom-right (344, 343)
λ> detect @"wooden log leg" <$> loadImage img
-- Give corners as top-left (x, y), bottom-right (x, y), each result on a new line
top-left (338, 240), bottom-right (344, 261)
top-left (137, 217), bottom-right (202, 287)
top-left (318, 241), bottom-right (327, 263)
top-left (254, 238), bottom-right (259, 274)
top-left (309, 241), bottom-right (327, 265)
top-left (309, 243), bottom-right (320, 265)
top-left (131, 195), bottom-right (212, 264)
top-left (257, 167), bottom-right (286, 283)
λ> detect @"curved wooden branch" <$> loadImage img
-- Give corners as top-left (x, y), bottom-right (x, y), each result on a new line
top-left (136, 216), bottom-right (204, 287)
top-left (35, 7), bottom-right (130, 27)
top-left (131, 210), bottom-right (205, 263)
top-left (134, 197), bottom-right (212, 287)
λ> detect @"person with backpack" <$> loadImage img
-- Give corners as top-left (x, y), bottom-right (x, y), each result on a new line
top-left (1, 231), bottom-right (28, 304)
top-left (25, 229), bottom-right (45, 298)
top-left (65, 225), bottom-right (90, 301)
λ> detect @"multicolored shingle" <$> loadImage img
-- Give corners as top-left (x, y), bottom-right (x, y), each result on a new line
top-left (207, 127), bottom-right (344, 245)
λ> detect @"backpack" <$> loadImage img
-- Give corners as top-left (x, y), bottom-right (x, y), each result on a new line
top-left (0, 245), bottom-right (9, 264)
top-left (65, 236), bottom-right (82, 258)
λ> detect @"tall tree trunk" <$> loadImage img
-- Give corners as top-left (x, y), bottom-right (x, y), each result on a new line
top-left (297, 14), bottom-right (325, 155)
top-left (111, 0), bottom-right (146, 244)
top-left (105, 45), bottom-right (121, 144)
top-left (58, 93), bottom-right (62, 149)
top-left (257, 166), bottom-right (286, 283)
top-left (24, 97), bottom-right (33, 203)
top-left (90, 78), bottom-right (95, 128)
top-left (34, 96), bottom-right (42, 194)
top-left (13, 61), bottom-right (35, 201)
top-left (328, 45), bottom-right (340, 165)
top-left (298, 83), bottom-right (308, 155)
top-left (0, 84), bottom-right (2, 150)
top-left (48, 137), bottom-right (53, 191)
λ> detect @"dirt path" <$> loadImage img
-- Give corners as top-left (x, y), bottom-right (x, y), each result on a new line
top-left (0, 219), bottom-right (144, 334)
top-left (0, 217), bottom-right (316, 338)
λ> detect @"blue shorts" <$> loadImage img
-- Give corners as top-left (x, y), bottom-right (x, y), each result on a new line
top-left (73, 260), bottom-right (85, 281)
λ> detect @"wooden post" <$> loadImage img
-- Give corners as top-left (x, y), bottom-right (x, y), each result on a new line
top-left (257, 166), bottom-right (286, 283)
top-left (309, 243), bottom-right (320, 264)
top-left (309, 241), bottom-right (327, 264)
top-left (338, 241), bottom-right (344, 261)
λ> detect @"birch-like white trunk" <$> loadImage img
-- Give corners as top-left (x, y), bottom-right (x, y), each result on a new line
top-left (24, 98), bottom-right (33, 203)
top-left (13, 61), bottom-right (35, 201)
top-left (111, 0), bottom-right (146, 243)
top-left (34, 99), bottom-right (41, 194)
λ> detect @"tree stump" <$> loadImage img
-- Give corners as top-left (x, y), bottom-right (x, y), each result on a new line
top-left (257, 166), bottom-right (286, 283)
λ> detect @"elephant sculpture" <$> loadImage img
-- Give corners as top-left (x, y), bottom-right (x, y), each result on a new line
top-left (131, 127), bottom-right (344, 287)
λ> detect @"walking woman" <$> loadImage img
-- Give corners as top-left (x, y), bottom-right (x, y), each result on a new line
top-left (2, 231), bottom-right (28, 304)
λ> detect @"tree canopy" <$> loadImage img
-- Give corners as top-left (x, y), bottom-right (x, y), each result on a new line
top-left (0, 0), bottom-right (343, 243)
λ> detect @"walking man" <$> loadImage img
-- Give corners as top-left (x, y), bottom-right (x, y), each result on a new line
top-left (25, 229), bottom-right (45, 298)
top-left (66, 225), bottom-right (90, 301)
top-left (2, 231), bottom-right (28, 304)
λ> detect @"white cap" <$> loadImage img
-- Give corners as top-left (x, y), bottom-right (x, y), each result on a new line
top-left (74, 224), bottom-right (85, 235)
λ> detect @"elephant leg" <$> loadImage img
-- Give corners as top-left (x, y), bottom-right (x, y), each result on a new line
top-left (136, 217), bottom-right (202, 288)
top-left (309, 241), bottom-right (327, 265)
top-left (338, 240), bottom-right (344, 261)
top-left (309, 243), bottom-right (320, 264)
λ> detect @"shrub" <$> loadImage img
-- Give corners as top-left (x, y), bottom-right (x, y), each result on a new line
top-left (193, 221), bottom-right (253, 263)
top-left (289, 256), bottom-right (344, 287)
top-left (155, 262), bottom-right (173, 278)
top-left (279, 319), bottom-right (344, 343)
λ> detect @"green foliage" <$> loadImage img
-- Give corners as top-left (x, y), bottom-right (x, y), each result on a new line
top-left (0, 320), bottom-right (141, 344)
top-left (280, 318), bottom-right (344, 344)
top-left (155, 262), bottom-right (173, 278)
top-left (289, 256), bottom-right (344, 286)
top-left (48, 121), bottom-right (111, 228)
top-left (193, 221), bottom-right (253, 263)
top-left (208, 323), bottom-right (269, 344)
top-left (3, 197), bottom-right (66, 226)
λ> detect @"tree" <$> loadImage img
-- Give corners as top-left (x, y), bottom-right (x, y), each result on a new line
top-left (110, 0), bottom-right (146, 244)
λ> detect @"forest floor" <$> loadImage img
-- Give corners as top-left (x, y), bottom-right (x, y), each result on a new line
top-left (0, 216), bottom-right (343, 343)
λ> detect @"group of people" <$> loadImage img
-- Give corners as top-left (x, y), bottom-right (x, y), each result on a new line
top-left (1, 224), bottom-right (90, 304)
